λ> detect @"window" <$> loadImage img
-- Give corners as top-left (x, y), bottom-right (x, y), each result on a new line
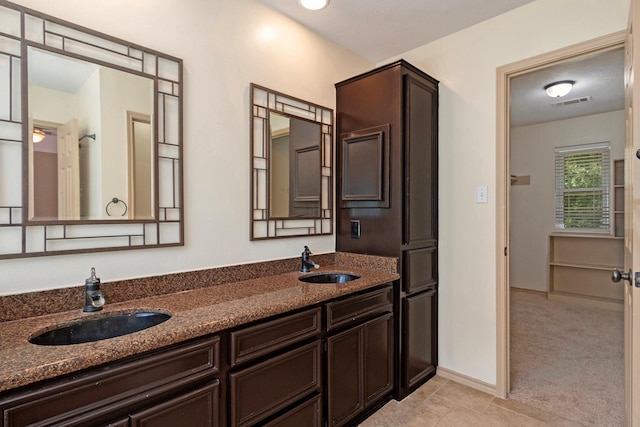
top-left (554, 142), bottom-right (611, 233)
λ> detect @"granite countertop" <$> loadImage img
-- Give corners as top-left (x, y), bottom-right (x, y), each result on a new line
top-left (0, 265), bottom-right (398, 394)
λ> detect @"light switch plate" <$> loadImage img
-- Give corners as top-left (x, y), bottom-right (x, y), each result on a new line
top-left (477, 185), bottom-right (488, 203)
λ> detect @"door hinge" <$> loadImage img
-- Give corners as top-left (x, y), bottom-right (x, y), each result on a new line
top-left (504, 246), bottom-right (508, 256)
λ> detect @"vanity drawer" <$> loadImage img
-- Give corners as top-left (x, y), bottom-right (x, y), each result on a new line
top-left (0, 336), bottom-right (220, 427)
top-left (230, 307), bottom-right (322, 366)
top-left (229, 341), bottom-right (322, 427)
top-left (325, 285), bottom-right (393, 332)
top-left (263, 394), bottom-right (322, 427)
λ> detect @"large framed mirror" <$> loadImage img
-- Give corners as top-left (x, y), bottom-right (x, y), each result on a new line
top-left (250, 84), bottom-right (333, 240)
top-left (0, 1), bottom-right (183, 258)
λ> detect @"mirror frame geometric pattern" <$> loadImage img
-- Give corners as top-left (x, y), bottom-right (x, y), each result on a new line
top-left (0, 0), bottom-right (183, 258)
top-left (250, 83), bottom-right (333, 240)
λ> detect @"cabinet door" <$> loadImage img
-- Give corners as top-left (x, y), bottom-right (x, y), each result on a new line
top-left (402, 289), bottom-right (437, 389)
top-left (327, 314), bottom-right (394, 427)
top-left (129, 381), bottom-right (219, 427)
top-left (327, 326), bottom-right (364, 427)
top-left (364, 313), bottom-right (394, 406)
top-left (403, 247), bottom-right (437, 294)
top-left (403, 74), bottom-right (437, 246)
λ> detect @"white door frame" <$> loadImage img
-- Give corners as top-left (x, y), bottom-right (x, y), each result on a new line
top-left (495, 31), bottom-right (626, 399)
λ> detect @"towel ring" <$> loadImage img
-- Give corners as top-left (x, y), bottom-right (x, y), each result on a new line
top-left (106, 197), bottom-right (128, 217)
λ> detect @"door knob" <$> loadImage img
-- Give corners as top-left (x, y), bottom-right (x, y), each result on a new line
top-left (612, 269), bottom-right (632, 283)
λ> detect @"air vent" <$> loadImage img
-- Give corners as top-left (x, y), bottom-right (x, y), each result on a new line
top-left (551, 96), bottom-right (592, 108)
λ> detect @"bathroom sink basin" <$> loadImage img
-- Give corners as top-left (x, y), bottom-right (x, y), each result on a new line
top-left (29, 310), bottom-right (171, 346)
top-left (299, 273), bottom-right (360, 284)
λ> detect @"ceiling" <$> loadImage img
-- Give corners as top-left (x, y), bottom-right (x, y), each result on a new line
top-left (260, 0), bottom-right (537, 63)
top-left (510, 48), bottom-right (625, 127)
top-left (260, 0), bottom-right (625, 127)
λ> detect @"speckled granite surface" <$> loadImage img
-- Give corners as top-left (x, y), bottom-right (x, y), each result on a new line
top-left (0, 253), bottom-right (398, 394)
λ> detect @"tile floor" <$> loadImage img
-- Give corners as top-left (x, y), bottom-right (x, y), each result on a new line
top-left (359, 376), bottom-right (588, 426)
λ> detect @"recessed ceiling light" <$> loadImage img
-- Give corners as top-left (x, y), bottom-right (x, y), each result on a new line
top-left (544, 80), bottom-right (575, 98)
top-left (299, 0), bottom-right (329, 11)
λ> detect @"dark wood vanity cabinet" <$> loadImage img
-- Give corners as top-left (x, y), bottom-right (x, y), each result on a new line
top-left (0, 336), bottom-right (221, 427)
top-left (335, 60), bottom-right (439, 398)
top-left (0, 284), bottom-right (395, 427)
top-left (325, 286), bottom-right (394, 427)
top-left (227, 285), bottom-right (394, 427)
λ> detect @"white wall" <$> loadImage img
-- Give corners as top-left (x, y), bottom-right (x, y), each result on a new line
top-left (510, 110), bottom-right (625, 292)
top-left (99, 67), bottom-right (153, 219)
top-left (382, 0), bottom-right (630, 385)
top-left (0, 0), bottom-right (372, 294)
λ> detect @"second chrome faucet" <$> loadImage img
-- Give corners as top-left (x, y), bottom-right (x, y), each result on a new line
top-left (301, 246), bottom-right (320, 273)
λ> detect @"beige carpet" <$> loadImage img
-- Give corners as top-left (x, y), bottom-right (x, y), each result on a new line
top-left (509, 290), bottom-right (624, 426)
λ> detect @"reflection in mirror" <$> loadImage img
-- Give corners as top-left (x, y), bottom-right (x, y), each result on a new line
top-left (269, 111), bottom-right (320, 218)
top-left (28, 47), bottom-right (155, 221)
top-left (250, 84), bottom-right (333, 240)
top-left (0, 1), bottom-right (183, 258)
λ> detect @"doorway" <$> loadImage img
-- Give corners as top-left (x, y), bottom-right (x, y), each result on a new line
top-left (507, 48), bottom-right (626, 424)
top-left (495, 30), bottom-right (626, 408)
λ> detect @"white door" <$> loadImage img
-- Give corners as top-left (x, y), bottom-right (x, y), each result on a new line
top-left (57, 119), bottom-right (79, 220)
top-left (620, 1), bottom-right (640, 424)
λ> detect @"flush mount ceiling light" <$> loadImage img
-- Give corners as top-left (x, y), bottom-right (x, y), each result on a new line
top-left (544, 80), bottom-right (575, 98)
top-left (32, 128), bottom-right (46, 143)
top-left (299, 0), bottom-right (329, 11)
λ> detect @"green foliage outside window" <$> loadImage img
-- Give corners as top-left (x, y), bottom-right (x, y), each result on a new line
top-left (562, 152), bottom-right (604, 229)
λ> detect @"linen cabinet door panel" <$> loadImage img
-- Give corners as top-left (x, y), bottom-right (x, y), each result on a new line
top-left (129, 381), bottom-right (219, 427)
top-left (403, 74), bottom-right (437, 247)
top-left (402, 289), bottom-right (437, 389)
top-left (403, 247), bottom-right (437, 294)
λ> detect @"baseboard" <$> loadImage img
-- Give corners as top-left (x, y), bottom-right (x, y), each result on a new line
top-left (510, 286), bottom-right (546, 296)
top-left (436, 366), bottom-right (497, 396)
top-left (548, 291), bottom-right (623, 312)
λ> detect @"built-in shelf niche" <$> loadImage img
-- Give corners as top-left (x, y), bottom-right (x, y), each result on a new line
top-left (614, 159), bottom-right (624, 237)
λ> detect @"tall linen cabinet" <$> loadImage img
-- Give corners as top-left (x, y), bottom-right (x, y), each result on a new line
top-left (335, 60), bottom-right (438, 399)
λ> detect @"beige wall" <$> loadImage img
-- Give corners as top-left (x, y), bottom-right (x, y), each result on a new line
top-left (2, 0), bottom-right (632, 391)
top-left (382, 0), bottom-right (629, 385)
top-left (0, 0), bottom-right (372, 294)
top-left (510, 110), bottom-right (625, 292)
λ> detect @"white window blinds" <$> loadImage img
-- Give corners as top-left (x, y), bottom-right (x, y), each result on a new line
top-left (554, 142), bottom-right (611, 233)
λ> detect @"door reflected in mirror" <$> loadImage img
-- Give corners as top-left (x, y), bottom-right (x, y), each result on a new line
top-left (269, 111), bottom-right (321, 218)
top-left (250, 83), bottom-right (333, 240)
top-left (28, 47), bottom-right (155, 221)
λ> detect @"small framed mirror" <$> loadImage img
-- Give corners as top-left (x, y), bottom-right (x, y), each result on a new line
top-left (250, 84), bottom-right (333, 240)
top-left (0, 1), bottom-right (183, 258)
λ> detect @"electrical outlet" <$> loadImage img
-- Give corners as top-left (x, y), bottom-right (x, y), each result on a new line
top-left (477, 185), bottom-right (488, 203)
top-left (350, 220), bottom-right (361, 239)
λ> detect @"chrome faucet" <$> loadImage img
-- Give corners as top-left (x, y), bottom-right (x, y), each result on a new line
top-left (301, 246), bottom-right (319, 273)
top-left (83, 267), bottom-right (105, 312)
